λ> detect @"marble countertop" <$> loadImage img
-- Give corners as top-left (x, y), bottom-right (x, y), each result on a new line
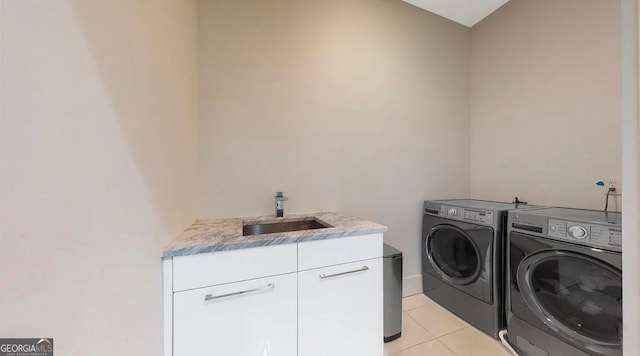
top-left (162, 211), bottom-right (388, 258)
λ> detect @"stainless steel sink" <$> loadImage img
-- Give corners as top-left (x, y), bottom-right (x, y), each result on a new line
top-left (243, 218), bottom-right (332, 236)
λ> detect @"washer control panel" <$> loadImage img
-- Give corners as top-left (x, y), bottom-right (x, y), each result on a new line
top-left (439, 206), bottom-right (493, 225)
top-left (549, 219), bottom-right (621, 251)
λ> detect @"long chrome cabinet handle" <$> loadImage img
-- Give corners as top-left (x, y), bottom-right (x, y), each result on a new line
top-left (319, 266), bottom-right (369, 279)
top-left (204, 282), bottom-right (274, 302)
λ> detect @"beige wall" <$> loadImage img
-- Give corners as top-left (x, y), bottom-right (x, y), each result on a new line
top-left (469, 0), bottom-right (622, 210)
top-left (621, 0), bottom-right (640, 350)
top-left (0, 1), bottom-right (198, 355)
top-left (0, 1), bottom-right (626, 354)
top-left (198, 0), bottom-right (471, 279)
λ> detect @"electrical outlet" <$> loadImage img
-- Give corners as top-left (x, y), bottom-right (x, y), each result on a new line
top-left (605, 178), bottom-right (622, 194)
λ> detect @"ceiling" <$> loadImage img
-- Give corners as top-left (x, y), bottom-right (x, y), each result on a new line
top-left (402, 0), bottom-right (511, 27)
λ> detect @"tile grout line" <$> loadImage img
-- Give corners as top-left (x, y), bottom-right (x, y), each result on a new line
top-left (436, 338), bottom-right (459, 356)
top-left (401, 301), bottom-right (435, 312)
top-left (386, 308), bottom-right (436, 356)
top-left (401, 294), bottom-right (435, 309)
top-left (404, 304), bottom-right (470, 338)
top-left (435, 328), bottom-right (469, 356)
top-left (401, 306), bottom-right (467, 356)
top-left (388, 338), bottom-right (459, 356)
top-left (397, 296), bottom-right (506, 356)
top-left (435, 325), bottom-right (471, 339)
top-left (402, 309), bottom-right (437, 340)
top-left (437, 326), bottom-right (513, 356)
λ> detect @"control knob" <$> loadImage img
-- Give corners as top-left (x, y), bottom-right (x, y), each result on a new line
top-left (568, 225), bottom-right (588, 239)
top-left (447, 208), bottom-right (458, 216)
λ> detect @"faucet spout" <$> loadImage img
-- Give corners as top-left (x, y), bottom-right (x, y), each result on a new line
top-left (274, 192), bottom-right (288, 217)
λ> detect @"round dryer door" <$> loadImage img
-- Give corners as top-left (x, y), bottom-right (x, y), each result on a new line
top-left (517, 250), bottom-right (622, 354)
top-left (426, 225), bottom-right (482, 285)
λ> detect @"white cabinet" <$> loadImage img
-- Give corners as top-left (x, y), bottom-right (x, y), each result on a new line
top-left (174, 273), bottom-right (297, 356)
top-left (297, 233), bottom-right (382, 271)
top-left (298, 259), bottom-right (383, 356)
top-left (172, 244), bottom-right (297, 292)
top-left (163, 233), bottom-right (383, 356)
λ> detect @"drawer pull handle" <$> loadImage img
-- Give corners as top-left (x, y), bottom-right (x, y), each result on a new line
top-left (319, 266), bottom-right (369, 279)
top-left (204, 283), bottom-right (274, 302)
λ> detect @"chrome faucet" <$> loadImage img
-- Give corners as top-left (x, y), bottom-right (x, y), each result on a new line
top-left (274, 192), bottom-right (288, 217)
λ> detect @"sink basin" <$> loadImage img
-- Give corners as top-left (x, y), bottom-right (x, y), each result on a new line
top-left (243, 218), bottom-right (332, 236)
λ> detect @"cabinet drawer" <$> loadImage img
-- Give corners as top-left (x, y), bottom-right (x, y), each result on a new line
top-left (174, 273), bottom-right (297, 356)
top-left (172, 243), bottom-right (297, 291)
top-left (297, 233), bottom-right (383, 271)
top-left (298, 258), bottom-right (383, 356)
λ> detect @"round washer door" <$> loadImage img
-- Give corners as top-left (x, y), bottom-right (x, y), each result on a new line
top-left (426, 225), bottom-right (482, 285)
top-left (517, 250), bottom-right (622, 354)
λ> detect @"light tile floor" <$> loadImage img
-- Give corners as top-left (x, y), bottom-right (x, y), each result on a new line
top-left (385, 294), bottom-right (512, 356)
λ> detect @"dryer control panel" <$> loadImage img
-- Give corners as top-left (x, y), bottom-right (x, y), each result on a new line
top-left (439, 206), bottom-right (494, 226)
top-left (549, 219), bottom-right (622, 251)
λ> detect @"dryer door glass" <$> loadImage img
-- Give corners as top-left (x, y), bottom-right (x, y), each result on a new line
top-left (517, 251), bottom-right (622, 350)
top-left (427, 225), bottom-right (481, 285)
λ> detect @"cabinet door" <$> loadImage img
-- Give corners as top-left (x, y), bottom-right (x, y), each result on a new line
top-left (298, 258), bottom-right (383, 356)
top-left (174, 273), bottom-right (297, 356)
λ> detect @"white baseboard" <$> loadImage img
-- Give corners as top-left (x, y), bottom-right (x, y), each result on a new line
top-left (402, 274), bottom-right (423, 297)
